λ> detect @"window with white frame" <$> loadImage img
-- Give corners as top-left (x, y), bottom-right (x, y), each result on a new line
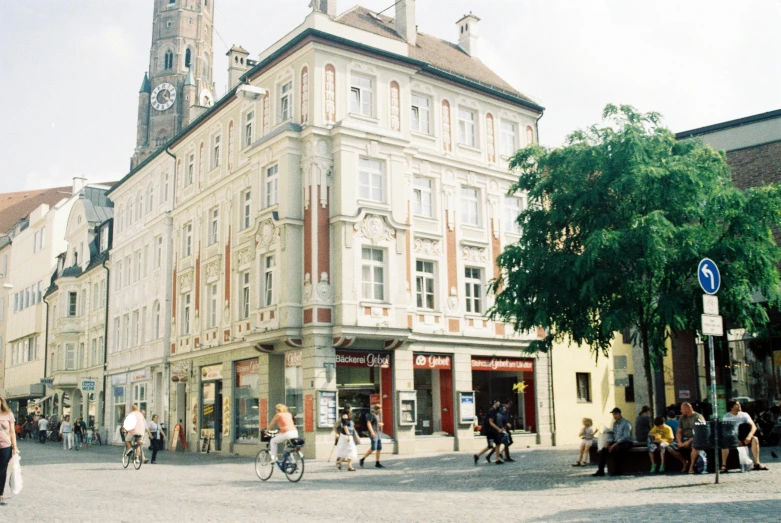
top-left (361, 247), bottom-right (385, 301)
top-left (147, 184), bottom-right (154, 214)
top-left (186, 154), bottom-right (194, 186)
top-left (279, 81), bottom-right (293, 122)
top-left (181, 293), bottom-right (191, 335)
top-left (92, 283), bottom-right (99, 311)
top-left (123, 314), bottom-right (130, 349)
top-left (208, 207), bottom-right (219, 245)
top-left (244, 110), bottom-right (255, 147)
top-left (79, 289), bottom-right (86, 316)
top-left (411, 94), bottom-right (431, 134)
top-left (413, 176), bottom-right (433, 217)
top-left (143, 245), bottom-right (149, 277)
top-left (241, 190), bottom-right (252, 230)
top-left (136, 194), bottom-right (143, 220)
top-left (141, 306), bottom-right (147, 343)
top-left (501, 121), bottom-right (517, 157)
top-left (183, 223), bottom-right (192, 257)
top-left (458, 108), bottom-right (476, 147)
top-left (65, 343), bottom-right (75, 370)
top-left (155, 236), bottom-right (163, 268)
top-left (154, 301), bottom-right (161, 339)
top-left (91, 339), bottom-right (97, 367)
top-left (350, 74), bottom-right (373, 117)
top-left (461, 187), bottom-right (480, 226)
top-left (464, 267), bottom-right (483, 314)
top-left (135, 251), bottom-right (142, 282)
top-left (131, 310), bottom-right (139, 346)
top-left (358, 158), bottom-right (384, 202)
top-left (263, 255), bottom-right (275, 306)
top-left (211, 134), bottom-right (221, 169)
top-left (266, 165), bottom-right (278, 207)
top-left (208, 283), bottom-right (218, 328)
top-left (163, 172), bottom-right (170, 201)
top-left (134, 383), bottom-right (147, 415)
top-left (125, 256), bottom-right (132, 286)
top-left (504, 196), bottom-right (523, 234)
top-left (100, 226), bottom-right (109, 252)
top-left (240, 271), bottom-right (250, 319)
top-left (415, 260), bottom-right (435, 310)
top-left (113, 318), bottom-right (120, 352)
top-left (68, 292), bottom-right (77, 317)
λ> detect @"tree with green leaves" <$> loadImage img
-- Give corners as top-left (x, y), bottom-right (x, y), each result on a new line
top-left (489, 104), bottom-right (781, 414)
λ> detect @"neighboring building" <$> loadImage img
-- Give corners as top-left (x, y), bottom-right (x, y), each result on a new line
top-left (677, 109), bottom-right (781, 409)
top-left (44, 186), bottom-right (113, 431)
top-left (108, 0), bottom-right (549, 457)
top-left (0, 237), bottom-right (11, 394)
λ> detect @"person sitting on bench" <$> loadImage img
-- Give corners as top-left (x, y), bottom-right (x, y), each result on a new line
top-left (721, 399), bottom-right (769, 472)
top-left (593, 408), bottom-right (633, 477)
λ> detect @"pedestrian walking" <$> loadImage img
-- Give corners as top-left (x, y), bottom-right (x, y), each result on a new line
top-left (148, 414), bottom-right (167, 464)
top-left (38, 416), bottom-right (49, 444)
top-left (359, 404), bottom-right (385, 468)
top-left (60, 415), bottom-right (74, 450)
top-left (73, 418), bottom-right (83, 450)
top-left (335, 406), bottom-right (360, 471)
top-left (0, 395), bottom-right (20, 505)
top-left (473, 399), bottom-right (505, 465)
top-left (487, 401), bottom-right (515, 463)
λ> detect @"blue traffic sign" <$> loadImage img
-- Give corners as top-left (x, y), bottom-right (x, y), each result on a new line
top-left (698, 258), bottom-right (721, 295)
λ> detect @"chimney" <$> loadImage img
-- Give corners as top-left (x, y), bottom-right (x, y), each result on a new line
top-left (456, 12), bottom-right (480, 58)
top-left (395, 0), bottom-right (416, 46)
top-left (73, 177), bottom-right (87, 194)
top-left (226, 45), bottom-right (251, 91)
top-left (312, 0), bottom-right (337, 17)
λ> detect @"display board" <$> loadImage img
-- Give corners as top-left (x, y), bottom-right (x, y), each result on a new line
top-left (459, 391), bottom-right (476, 424)
top-left (398, 391), bottom-right (417, 426)
top-left (317, 390), bottom-right (338, 428)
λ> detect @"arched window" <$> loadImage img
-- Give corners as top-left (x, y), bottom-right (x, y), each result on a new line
top-left (185, 48), bottom-right (192, 69)
top-left (164, 50), bottom-right (174, 70)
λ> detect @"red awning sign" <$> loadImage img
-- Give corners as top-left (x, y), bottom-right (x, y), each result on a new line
top-left (413, 354), bottom-right (452, 370)
top-left (471, 357), bottom-right (533, 372)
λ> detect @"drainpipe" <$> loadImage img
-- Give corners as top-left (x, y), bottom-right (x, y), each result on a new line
top-left (43, 298), bottom-right (50, 416)
top-left (101, 258), bottom-right (110, 436)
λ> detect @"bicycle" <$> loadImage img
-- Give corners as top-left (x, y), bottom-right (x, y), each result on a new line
top-left (255, 429), bottom-right (305, 482)
top-left (122, 435), bottom-right (144, 470)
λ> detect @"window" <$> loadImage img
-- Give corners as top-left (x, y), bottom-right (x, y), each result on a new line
top-left (183, 223), bottom-right (192, 257)
top-left (265, 165), bottom-right (278, 207)
top-left (622, 329), bottom-right (631, 344)
top-left (625, 374), bottom-right (635, 403)
top-left (155, 236), bottom-right (163, 268)
top-left (100, 226), bottom-right (109, 252)
top-left (132, 310), bottom-right (139, 346)
top-left (410, 94), bottom-right (431, 134)
top-left (100, 279), bottom-right (106, 308)
top-left (92, 283), bottom-right (99, 311)
top-left (135, 251), bottom-right (142, 282)
top-left (1, 254), bottom-right (6, 279)
top-left (244, 110), bottom-right (254, 147)
top-left (241, 271), bottom-right (250, 319)
top-left (263, 255), bottom-right (275, 306)
top-left (136, 194), bottom-right (143, 220)
top-left (350, 75), bottom-right (373, 116)
top-left (154, 301), bottom-right (161, 339)
top-left (164, 50), bottom-right (173, 70)
top-left (241, 190), bottom-right (252, 230)
top-left (576, 373), bottom-right (592, 402)
top-left (358, 158), bottom-right (384, 202)
top-left (461, 187), bottom-right (479, 226)
top-left (91, 339), bottom-right (97, 367)
top-left (37, 281), bottom-right (43, 304)
top-left (147, 184), bottom-right (154, 214)
top-left (181, 293), bottom-right (191, 335)
top-left (500, 121), bottom-right (517, 157)
top-left (143, 245), bottom-right (149, 277)
top-left (413, 177), bottom-right (433, 217)
top-left (163, 172), bottom-right (170, 201)
top-left (464, 267), bottom-right (482, 314)
top-left (415, 260), bottom-right (435, 310)
top-left (184, 48), bottom-right (191, 68)
top-left (33, 231), bottom-right (39, 253)
top-left (39, 226), bottom-right (45, 251)
top-left (79, 289), bottom-right (86, 316)
top-left (141, 306), bottom-right (147, 343)
top-left (65, 343), bottom-right (75, 370)
top-left (208, 283), bottom-right (218, 328)
top-left (209, 207), bottom-right (219, 245)
top-left (68, 292), bottom-right (77, 317)
top-left (211, 134), bottom-right (221, 169)
top-left (504, 197), bottom-right (523, 234)
top-left (113, 318), bottom-right (120, 352)
top-left (79, 342), bottom-right (85, 369)
top-left (125, 256), bottom-right (132, 285)
top-left (361, 247), bottom-right (385, 301)
top-left (123, 314), bottom-right (130, 349)
top-left (116, 261), bottom-right (122, 289)
top-left (133, 383), bottom-right (147, 415)
top-left (279, 81), bottom-right (293, 122)
top-left (458, 108), bottom-right (476, 147)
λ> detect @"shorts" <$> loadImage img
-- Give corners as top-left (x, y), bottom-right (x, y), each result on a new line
top-left (370, 437), bottom-right (383, 451)
top-left (130, 434), bottom-right (143, 445)
top-left (670, 438), bottom-right (691, 453)
top-left (485, 433), bottom-right (497, 447)
top-left (648, 441), bottom-right (669, 453)
top-left (737, 423), bottom-right (753, 444)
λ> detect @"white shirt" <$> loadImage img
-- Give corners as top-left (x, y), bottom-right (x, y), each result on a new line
top-left (723, 411), bottom-right (752, 424)
top-left (39, 419), bottom-right (49, 430)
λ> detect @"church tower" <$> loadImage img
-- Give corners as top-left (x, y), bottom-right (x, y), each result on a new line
top-left (131, 0), bottom-right (217, 169)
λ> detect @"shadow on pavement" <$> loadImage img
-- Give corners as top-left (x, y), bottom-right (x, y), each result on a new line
top-left (530, 500), bottom-right (781, 522)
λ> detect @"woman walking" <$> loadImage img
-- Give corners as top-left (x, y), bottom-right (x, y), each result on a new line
top-left (334, 406), bottom-right (360, 471)
top-left (148, 414), bottom-right (167, 464)
top-left (60, 415), bottom-right (73, 450)
top-left (73, 417), bottom-right (83, 450)
top-left (0, 395), bottom-right (20, 504)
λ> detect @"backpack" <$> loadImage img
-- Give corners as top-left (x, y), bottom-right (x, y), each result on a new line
top-left (694, 452), bottom-right (707, 474)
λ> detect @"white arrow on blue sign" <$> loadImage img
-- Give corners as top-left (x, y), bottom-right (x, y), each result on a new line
top-left (698, 258), bottom-right (721, 295)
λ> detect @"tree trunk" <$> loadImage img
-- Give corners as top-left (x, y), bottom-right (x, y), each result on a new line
top-left (641, 327), bottom-right (655, 417)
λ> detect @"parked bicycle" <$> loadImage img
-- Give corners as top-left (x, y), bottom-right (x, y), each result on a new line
top-left (255, 429), bottom-right (305, 482)
top-left (122, 434), bottom-right (144, 470)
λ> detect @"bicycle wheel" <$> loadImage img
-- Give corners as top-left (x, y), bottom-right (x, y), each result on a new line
top-left (255, 449), bottom-right (273, 481)
top-left (133, 447), bottom-right (143, 470)
top-left (122, 447), bottom-right (130, 468)
top-left (284, 451), bottom-right (305, 483)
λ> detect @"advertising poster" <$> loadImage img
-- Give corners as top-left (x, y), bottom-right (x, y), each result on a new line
top-left (459, 392), bottom-right (475, 423)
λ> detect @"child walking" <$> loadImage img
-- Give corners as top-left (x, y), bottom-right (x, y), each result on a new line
top-left (573, 418), bottom-right (597, 466)
top-left (648, 416), bottom-right (674, 472)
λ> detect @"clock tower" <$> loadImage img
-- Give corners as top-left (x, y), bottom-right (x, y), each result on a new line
top-left (131, 0), bottom-right (217, 169)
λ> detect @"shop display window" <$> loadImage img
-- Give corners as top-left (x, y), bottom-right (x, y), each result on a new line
top-left (471, 357), bottom-right (536, 433)
top-left (336, 350), bottom-right (393, 437)
top-left (234, 359), bottom-right (259, 443)
top-left (285, 351), bottom-right (304, 433)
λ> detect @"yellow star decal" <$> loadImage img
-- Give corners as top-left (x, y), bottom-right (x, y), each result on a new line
top-left (513, 381), bottom-right (528, 393)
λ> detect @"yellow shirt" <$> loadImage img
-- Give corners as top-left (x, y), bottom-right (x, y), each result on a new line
top-left (648, 424), bottom-right (673, 444)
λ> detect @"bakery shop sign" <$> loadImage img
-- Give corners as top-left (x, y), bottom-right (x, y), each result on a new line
top-left (336, 351), bottom-right (391, 368)
top-left (471, 357), bottom-right (534, 372)
top-left (413, 354), bottom-right (452, 370)
top-left (285, 351), bottom-right (303, 368)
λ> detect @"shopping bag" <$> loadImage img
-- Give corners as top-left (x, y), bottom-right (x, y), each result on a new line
top-left (9, 454), bottom-right (22, 494)
top-left (737, 446), bottom-right (753, 472)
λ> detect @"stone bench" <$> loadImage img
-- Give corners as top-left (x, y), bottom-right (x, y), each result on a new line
top-left (588, 443), bottom-right (742, 474)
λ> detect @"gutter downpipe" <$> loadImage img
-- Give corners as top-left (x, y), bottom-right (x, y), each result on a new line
top-left (162, 147), bottom-right (177, 433)
top-left (101, 258), bottom-right (110, 438)
top-left (43, 299), bottom-right (50, 415)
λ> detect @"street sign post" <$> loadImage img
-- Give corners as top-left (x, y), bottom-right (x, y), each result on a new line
top-left (698, 258), bottom-right (722, 484)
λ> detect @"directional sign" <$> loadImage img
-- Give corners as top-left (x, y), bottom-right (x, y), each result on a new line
top-left (701, 314), bottom-right (724, 336)
top-left (698, 258), bottom-right (721, 295)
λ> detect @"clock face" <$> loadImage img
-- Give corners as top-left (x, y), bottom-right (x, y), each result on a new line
top-left (151, 83), bottom-right (177, 111)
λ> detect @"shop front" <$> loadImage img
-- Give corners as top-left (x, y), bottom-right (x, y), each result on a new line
top-left (200, 364), bottom-right (224, 451)
top-left (234, 359), bottom-right (259, 445)
top-left (110, 374), bottom-right (127, 444)
top-left (413, 353), bottom-right (454, 436)
top-left (335, 350), bottom-right (393, 437)
top-left (471, 357), bottom-right (536, 433)
top-left (284, 350), bottom-right (305, 432)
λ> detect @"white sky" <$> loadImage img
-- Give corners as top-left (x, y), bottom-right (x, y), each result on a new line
top-left (1, 0), bottom-right (779, 192)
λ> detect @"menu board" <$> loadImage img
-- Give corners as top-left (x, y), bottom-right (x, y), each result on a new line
top-left (459, 392), bottom-right (475, 424)
top-left (399, 391), bottom-right (417, 426)
top-left (317, 390), bottom-right (338, 428)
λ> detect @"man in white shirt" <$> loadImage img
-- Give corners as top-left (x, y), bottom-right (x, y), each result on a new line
top-left (722, 399), bottom-right (768, 472)
top-left (38, 417), bottom-right (49, 444)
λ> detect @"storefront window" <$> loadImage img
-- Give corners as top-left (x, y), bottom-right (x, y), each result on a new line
top-left (234, 359), bottom-right (259, 443)
top-left (471, 357), bottom-right (536, 433)
top-left (413, 353), bottom-right (454, 436)
top-left (336, 350), bottom-right (393, 437)
top-left (201, 365), bottom-right (223, 451)
top-left (133, 383), bottom-right (147, 414)
top-left (113, 387), bottom-right (125, 432)
top-left (284, 351), bottom-right (304, 432)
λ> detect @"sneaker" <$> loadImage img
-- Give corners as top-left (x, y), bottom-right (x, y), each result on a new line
top-left (495, 460), bottom-right (504, 465)
top-left (473, 454), bottom-right (478, 465)
top-left (650, 465), bottom-right (658, 473)
top-left (592, 470), bottom-right (605, 477)
top-left (486, 455), bottom-right (492, 463)
top-left (375, 462), bottom-right (385, 468)
top-left (505, 457), bottom-right (516, 462)
top-left (359, 458), bottom-right (365, 468)
top-left (659, 465), bottom-right (665, 473)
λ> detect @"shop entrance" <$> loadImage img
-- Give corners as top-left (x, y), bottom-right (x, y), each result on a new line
top-left (472, 357), bottom-right (536, 433)
top-left (413, 354), bottom-right (454, 435)
top-left (336, 350), bottom-right (393, 438)
top-left (201, 381), bottom-right (223, 451)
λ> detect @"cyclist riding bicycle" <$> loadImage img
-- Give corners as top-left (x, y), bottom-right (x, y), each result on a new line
top-left (123, 405), bottom-right (147, 462)
top-left (266, 404), bottom-right (298, 466)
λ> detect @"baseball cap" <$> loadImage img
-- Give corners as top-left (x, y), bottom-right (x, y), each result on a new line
top-left (610, 408), bottom-right (622, 414)
top-left (491, 399), bottom-right (500, 404)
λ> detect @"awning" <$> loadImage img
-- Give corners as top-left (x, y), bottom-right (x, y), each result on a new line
top-left (28, 395), bottom-right (52, 407)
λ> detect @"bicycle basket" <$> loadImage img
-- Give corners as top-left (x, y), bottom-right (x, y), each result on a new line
top-left (260, 431), bottom-right (273, 442)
